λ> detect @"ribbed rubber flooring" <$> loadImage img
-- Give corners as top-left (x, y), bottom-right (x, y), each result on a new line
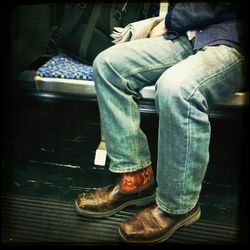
top-left (1, 194), bottom-right (246, 245)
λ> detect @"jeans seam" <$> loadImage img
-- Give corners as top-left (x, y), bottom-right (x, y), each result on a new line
top-left (122, 63), bottom-right (176, 80)
top-left (186, 58), bottom-right (244, 102)
top-left (181, 102), bottom-right (191, 209)
top-left (130, 96), bottom-right (140, 166)
top-left (156, 195), bottom-right (197, 214)
top-left (109, 159), bottom-right (152, 173)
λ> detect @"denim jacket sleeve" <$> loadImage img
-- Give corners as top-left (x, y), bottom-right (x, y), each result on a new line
top-left (165, 2), bottom-right (237, 34)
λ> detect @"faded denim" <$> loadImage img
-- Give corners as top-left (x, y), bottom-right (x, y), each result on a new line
top-left (93, 35), bottom-right (245, 214)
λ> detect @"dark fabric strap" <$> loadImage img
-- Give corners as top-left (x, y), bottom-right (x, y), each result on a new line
top-left (52, 3), bottom-right (87, 45)
top-left (79, 3), bottom-right (103, 59)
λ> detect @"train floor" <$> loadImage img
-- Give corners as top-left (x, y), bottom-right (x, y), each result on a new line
top-left (2, 96), bottom-right (248, 245)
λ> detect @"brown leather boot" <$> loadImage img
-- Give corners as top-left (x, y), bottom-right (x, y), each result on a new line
top-left (118, 203), bottom-right (201, 244)
top-left (75, 177), bottom-right (156, 218)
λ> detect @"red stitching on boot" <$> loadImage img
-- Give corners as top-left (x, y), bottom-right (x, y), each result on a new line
top-left (121, 166), bottom-right (153, 192)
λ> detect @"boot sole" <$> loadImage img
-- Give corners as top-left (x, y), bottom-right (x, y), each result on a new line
top-left (75, 192), bottom-right (156, 218)
top-left (118, 206), bottom-right (201, 244)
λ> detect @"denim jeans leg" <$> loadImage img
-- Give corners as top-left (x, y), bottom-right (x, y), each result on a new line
top-left (93, 36), bottom-right (193, 173)
top-left (155, 45), bottom-right (245, 214)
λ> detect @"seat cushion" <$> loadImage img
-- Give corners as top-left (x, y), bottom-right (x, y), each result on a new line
top-left (36, 53), bottom-right (93, 80)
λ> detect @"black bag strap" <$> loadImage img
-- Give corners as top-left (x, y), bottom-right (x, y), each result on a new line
top-left (141, 2), bottom-right (151, 19)
top-left (79, 3), bottom-right (103, 59)
top-left (50, 3), bottom-right (87, 46)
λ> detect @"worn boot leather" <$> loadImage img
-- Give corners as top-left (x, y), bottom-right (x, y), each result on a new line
top-left (75, 178), bottom-right (156, 218)
top-left (119, 203), bottom-right (201, 244)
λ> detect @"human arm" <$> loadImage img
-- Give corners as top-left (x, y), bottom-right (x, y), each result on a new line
top-left (165, 2), bottom-right (238, 34)
top-left (148, 19), bottom-right (167, 38)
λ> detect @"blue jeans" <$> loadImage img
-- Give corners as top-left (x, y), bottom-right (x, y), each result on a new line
top-left (93, 35), bottom-right (245, 214)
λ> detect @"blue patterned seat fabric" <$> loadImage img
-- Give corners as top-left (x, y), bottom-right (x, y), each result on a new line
top-left (36, 53), bottom-right (94, 81)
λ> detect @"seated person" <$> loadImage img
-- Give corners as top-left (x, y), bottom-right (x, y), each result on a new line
top-left (75, 1), bottom-right (246, 244)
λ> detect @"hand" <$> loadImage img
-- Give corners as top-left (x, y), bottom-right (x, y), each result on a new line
top-left (149, 19), bottom-right (167, 38)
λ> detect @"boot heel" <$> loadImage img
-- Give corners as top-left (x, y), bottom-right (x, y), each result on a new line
top-left (134, 193), bottom-right (156, 207)
top-left (184, 206), bottom-right (201, 226)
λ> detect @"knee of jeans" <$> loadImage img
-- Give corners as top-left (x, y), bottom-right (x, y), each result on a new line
top-left (155, 75), bottom-right (187, 110)
top-left (93, 45), bottom-right (122, 71)
top-left (93, 50), bottom-right (108, 75)
top-left (155, 75), bottom-right (209, 114)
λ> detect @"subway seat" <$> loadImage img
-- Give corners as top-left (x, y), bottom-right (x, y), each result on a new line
top-left (34, 53), bottom-right (249, 108)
